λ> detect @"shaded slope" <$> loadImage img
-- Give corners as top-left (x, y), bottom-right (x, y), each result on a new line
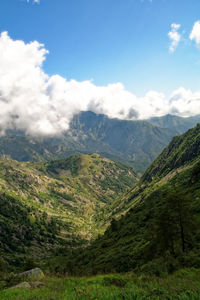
top-left (1, 112), bottom-right (200, 172)
top-left (149, 114), bottom-right (200, 134)
top-left (70, 111), bottom-right (176, 171)
top-left (58, 124), bottom-right (200, 275)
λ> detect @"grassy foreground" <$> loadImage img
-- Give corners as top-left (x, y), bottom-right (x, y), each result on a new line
top-left (1, 269), bottom-right (200, 299)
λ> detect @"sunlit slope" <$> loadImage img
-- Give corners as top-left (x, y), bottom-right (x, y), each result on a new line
top-left (0, 153), bottom-right (137, 261)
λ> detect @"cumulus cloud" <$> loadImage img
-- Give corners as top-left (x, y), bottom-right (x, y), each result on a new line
top-left (0, 32), bottom-right (200, 136)
top-left (168, 87), bottom-right (200, 116)
top-left (168, 23), bottom-right (181, 53)
top-left (190, 21), bottom-right (200, 48)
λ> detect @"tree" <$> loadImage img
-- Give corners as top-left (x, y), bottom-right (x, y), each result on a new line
top-left (155, 190), bottom-right (195, 255)
top-left (145, 188), bottom-right (196, 260)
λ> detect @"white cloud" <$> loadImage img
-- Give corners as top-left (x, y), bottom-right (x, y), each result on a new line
top-left (0, 32), bottom-right (199, 136)
top-left (168, 23), bottom-right (181, 53)
top-left (26, 0), bottom-right (40, 4)
top-left (190, 21), bottom-right (200, 48)
top-left (168, 87), bottom-right (200, 117)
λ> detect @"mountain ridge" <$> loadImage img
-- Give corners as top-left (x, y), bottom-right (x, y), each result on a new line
top-left (55, 123), bottom-right (200, 275)
top-left (1, 112), bottom-right (200, 173)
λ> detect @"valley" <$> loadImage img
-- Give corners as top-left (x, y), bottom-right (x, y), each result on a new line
top-left (1, 114), bottom-right (200, 299)
top-left (0, 153), bottom-right (138, 265)
top-left (1, 2), bottom-right (200, 297)
top-left (56, 122), bottom-right (200, 276)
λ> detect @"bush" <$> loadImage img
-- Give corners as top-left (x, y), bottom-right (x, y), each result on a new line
top-left (0, 257), bottom-right (9, 274)
top-left (140, 258), bottom-right (168, 276)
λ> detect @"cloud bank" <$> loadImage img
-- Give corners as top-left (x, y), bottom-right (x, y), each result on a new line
top-left (0, 32), bottom-right (200, 136)
top-left (168, 23), bottom-right (181, 53)
top-left (190, 21), bottom-right (200, 48)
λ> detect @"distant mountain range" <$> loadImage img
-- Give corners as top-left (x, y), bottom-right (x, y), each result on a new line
top-left (148, 114), bottom-right (200, 133)
top-left (0, 111), bottom-right (200, 172)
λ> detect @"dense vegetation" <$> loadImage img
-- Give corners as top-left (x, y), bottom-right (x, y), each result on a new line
top-left (142, 123), bottom-right (200, 182)
top-left (0, 153), bottom-right (137, 267)
top-left (1, 117), bottom-right (200, 298)
top-left (1, 269), bottom-right (200, 299)
top-left (49, 123), bottom-right (200, 276)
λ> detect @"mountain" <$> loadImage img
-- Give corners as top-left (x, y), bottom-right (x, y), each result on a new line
top-left (142, 123), bottom-right (200, 182)
top-left (0, 112), bottom-right (200, 173)
top-left (0, 135), bottom-right (75, 162)
top-left (57, 123), bottom-right (200, 275)
top-left (69, 111), bottom-right (176, 171)
top-left (0, 153), bottom-right (137, 266)
top-left (148, 114), bottom-right (200, 134)
top-left (1, 115), bottom-right (200, 277)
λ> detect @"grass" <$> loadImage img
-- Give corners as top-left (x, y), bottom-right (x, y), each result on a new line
top-left (0, 154), bottom-right (138, 262)
top-left (1, 269), bottom-right (200, 299)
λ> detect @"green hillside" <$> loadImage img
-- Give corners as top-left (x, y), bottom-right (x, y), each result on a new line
top-left (1, 122), bottom-right (200, 298)
top-left (142, 123), bottom-right (200, 182)
top-left (0, 154), bottom-right (137, 267)
top-left (55, 124), bottom-right (200, 276)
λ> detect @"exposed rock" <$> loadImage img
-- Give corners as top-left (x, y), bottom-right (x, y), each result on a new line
top-left (14, 268), bottom-right (45, 281)
top-left (9, 281), bottom-right (31, 289)
top-left (8, 281), bottom-right (45, 290)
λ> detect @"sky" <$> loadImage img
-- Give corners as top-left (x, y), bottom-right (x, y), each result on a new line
top-left (0, 0), bottom-right (200, 136)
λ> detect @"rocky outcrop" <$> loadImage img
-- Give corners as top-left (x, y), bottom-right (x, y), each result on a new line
top-left (8, 280), bottom-right (45, 290)
top-left (14, 268), bottom-right (45, 282)
top-left (9, 282), bottom-right (31, 289)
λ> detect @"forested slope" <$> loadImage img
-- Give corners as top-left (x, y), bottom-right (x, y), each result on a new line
top-left (55, 124), bottom-right (200, 275)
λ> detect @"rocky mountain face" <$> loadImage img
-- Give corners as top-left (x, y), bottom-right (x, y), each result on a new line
top-left (0, 112), bottom-right (200, 172)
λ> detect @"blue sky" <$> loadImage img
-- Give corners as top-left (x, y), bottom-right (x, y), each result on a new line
top-left (1, 0), bottom-right (200, 96)
top-left (0, 0), bottom-right (200, 136)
